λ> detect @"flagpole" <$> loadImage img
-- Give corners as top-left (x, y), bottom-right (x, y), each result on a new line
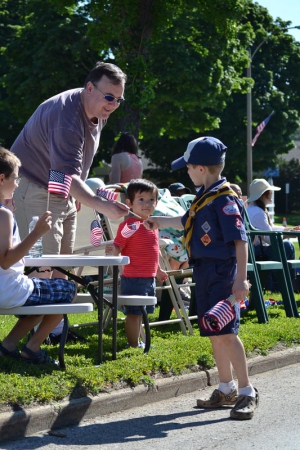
top-left (46, 192), bottom-right (50, 211)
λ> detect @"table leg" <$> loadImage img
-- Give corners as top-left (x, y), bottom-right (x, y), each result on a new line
top-left (98, 266), bottom-right (104, 364)
top-left (112, 265), bottom-right (118, 360)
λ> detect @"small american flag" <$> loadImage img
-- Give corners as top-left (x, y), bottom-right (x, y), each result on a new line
top-left (200, 294), bottom-right (236, 332)
top-left (252, 111), bottom-right (274, 147)
top-left (96, 187), bottom-right (118, 201)
top-left (48, 170), bottom-right (72, 198)
top-left (90, 219), bottom-right (104, 246)
top-left (121, 221), bottom-right (141, 238)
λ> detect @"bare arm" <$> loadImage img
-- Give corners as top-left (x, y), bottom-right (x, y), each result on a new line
top-left (70, 175), bottom-right (129, 220)
top-left (143, 215), bottom-right (184, 231)
top-left (232, 240), bottom-right (249, 302)
top-left (0, 209), bottom-right (52, 270)
top-left (109, 154), bottom-right (124, 184)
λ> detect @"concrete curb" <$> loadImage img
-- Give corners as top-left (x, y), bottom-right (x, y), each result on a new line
top-left (1, 346), bottom-right (300, 442)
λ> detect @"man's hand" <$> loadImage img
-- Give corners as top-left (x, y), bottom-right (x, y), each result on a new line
top-left (96, 198), bottom-right (129, 220)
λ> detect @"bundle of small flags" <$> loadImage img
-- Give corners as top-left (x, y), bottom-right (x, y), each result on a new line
top-left (48, 170), bottom-right (72, 199)
top-left (200, 294), bottom-right (236, 332)
top-left (96, 187), bottom-right (118, 201)
top-left (90, 219), bottom-right (104, 246)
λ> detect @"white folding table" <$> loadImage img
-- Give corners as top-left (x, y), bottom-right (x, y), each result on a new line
top-left (25, 255), bottom-right (129, 363)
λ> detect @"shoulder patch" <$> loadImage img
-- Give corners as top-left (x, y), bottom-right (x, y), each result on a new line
top-left (222, 202), bottom-right (240, 216)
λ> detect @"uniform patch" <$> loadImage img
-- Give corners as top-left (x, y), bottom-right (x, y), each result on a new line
top-left (222, 202), bottom-right (240, 216)
top-left (201, 221), bottom-right (211, 233)
top-left (201, 234), bottom-right (211, 246)
top-left (235, 218), bottom-right (242, 229)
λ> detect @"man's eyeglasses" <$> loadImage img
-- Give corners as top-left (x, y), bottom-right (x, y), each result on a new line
top-left (92, 84), bottom-right (124, 104)
top-left (9, 176), bottom-right (21, 185)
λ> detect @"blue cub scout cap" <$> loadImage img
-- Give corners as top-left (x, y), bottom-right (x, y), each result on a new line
top-left (171, 136), bottom-right (227, 170)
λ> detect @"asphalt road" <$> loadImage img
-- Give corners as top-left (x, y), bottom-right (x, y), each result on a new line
top-left (1, 363), bottom-right (299, 450)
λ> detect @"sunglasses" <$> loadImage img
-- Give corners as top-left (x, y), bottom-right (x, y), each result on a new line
top-left (93, 84), bottom-right (124, 104)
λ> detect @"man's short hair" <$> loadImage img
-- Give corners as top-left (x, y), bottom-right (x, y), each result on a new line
top-left (84, 61), bottom-right (127, 87)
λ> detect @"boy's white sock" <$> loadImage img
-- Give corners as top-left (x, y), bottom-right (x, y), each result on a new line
top-left (238, 385), bottom-right (256, 397)
top-left (218, 380), bottom-right (236, 395)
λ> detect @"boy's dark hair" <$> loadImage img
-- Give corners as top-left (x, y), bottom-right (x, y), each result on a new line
top-left (126, 179), bottom-right (158, 203)
top-left (84, 61), bottom-right (127, 87)
top-left (112, 132), bottom-right (139, 156)
top-left (0, 147), bottom-right (21, 177)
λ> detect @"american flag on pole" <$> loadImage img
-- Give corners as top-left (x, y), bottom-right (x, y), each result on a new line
top-left (96, 187), bottom-right (118, 201)
top-left (48, 170), bottom-right (72, 198)
top-left (251, 111), bottom-right (274, 147)
top-left (90, 219), bottom-right (104, 246)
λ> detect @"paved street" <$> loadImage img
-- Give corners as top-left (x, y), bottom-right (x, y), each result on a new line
top-left (1, 363), bottom-right (299, 449)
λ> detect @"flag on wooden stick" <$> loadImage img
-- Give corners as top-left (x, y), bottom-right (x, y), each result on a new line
top-left (96, 187), bottom-right (118, 201)
top-left (48, 170), bottom-right (72, 199)
top-left (90, 219), bottom-right (104, 246)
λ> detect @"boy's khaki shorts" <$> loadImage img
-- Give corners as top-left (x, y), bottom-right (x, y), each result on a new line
top-left (14, 177), bottom-right (77, 255)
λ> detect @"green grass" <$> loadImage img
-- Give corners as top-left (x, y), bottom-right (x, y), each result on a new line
top-left (1, 295), bottom-right (300, 410)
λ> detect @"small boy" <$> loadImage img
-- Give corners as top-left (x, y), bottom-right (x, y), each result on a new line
top-left (0, 147), bottom-right (76, 364)
top-left (107, 179), bottom-right (168, 348)
top-left (144, 137), bottom-right (258, 420)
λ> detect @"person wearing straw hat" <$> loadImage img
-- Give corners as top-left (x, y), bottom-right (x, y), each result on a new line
top-left (247, 179), bottom-right (300, 288)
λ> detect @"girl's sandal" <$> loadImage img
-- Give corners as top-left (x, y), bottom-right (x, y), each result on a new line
top-left (0, 342), bottom-right (20, 359)
top-left (21, 345), bottom-right (59, 366)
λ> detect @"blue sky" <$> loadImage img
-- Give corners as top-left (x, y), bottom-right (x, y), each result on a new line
top-left (255, 0), bottom-right (300, 40)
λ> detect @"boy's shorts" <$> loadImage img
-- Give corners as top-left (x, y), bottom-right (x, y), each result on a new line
top-left (193, 257), bottom-right (240, 337)
top-left (120, 276), bottom-right (156, 316)
top-left (14, 177), bottom-right (77, 254)
top-left (24, 278), bottom-right (76, 306)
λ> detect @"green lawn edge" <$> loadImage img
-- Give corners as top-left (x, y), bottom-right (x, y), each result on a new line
top-left (0, 294), bottom-right (300, 410)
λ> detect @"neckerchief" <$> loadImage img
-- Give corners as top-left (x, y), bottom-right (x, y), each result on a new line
top-left (183, 182), bottom-right (238, 256)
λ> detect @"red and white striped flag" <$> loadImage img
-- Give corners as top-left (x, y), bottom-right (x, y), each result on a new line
top-left (200, 294), bottom-right (236, 332)
top-left (96, 187), bottom-right (118, 201)
top-left (90, 219), bottom-right (104, 246)
top-left (251, 111), bottom-right (274, 147)
top-left (48, 170), bottom-right (72, 199)
top-left (121, 221), bottom-right (141, 238)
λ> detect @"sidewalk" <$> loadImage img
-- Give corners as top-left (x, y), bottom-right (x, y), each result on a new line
top-left (1, 346), bottom-right (300, 443)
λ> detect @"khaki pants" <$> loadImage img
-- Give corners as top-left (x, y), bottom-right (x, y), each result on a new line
top-left (14, 177), bottom-right (77, 254)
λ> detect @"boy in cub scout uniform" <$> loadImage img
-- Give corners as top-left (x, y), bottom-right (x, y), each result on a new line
top-left (144, 136), bottom-right (259, 420)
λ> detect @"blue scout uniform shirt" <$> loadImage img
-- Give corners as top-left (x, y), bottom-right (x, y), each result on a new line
top-left (181, 178), bottom-right (247, 260)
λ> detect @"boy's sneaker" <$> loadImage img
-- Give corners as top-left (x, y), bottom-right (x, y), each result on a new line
top-left (125, 341), bottom-right (145, 349)
top-left (230, 388), bottom-right (259, 420)
top-left (196, 389), bottom-right (238, 408)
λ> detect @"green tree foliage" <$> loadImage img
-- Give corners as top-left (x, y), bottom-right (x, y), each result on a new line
top-left (1, 0), bottom-right (300, 189)
top-left (0, 0), bottom-right (98, 147)
top-left (86, 0), bottom-right (251, 172)
top-left (216, 3), bottom-right (300, 184)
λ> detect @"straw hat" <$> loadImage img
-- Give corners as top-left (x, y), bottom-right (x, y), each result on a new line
top-left (246, 179), bottom-right (281, 203)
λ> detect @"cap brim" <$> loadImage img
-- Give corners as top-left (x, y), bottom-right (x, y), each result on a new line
top-left (171, 157), bottom-right (186, 170)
